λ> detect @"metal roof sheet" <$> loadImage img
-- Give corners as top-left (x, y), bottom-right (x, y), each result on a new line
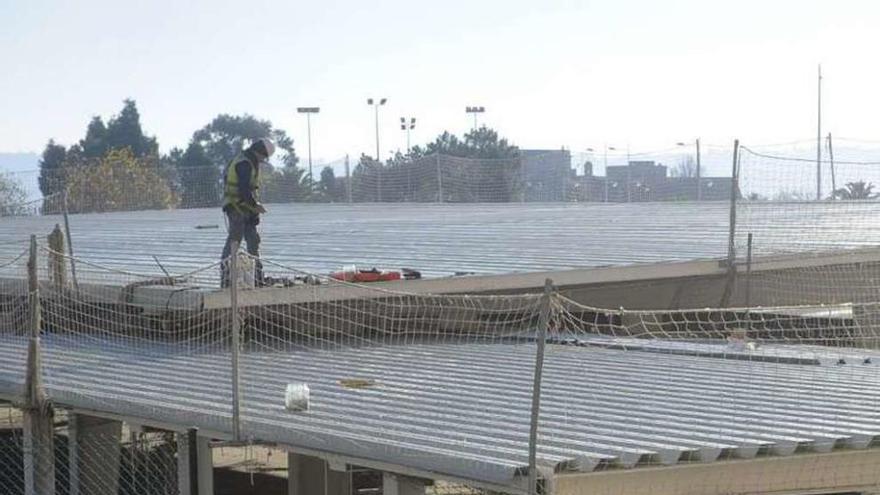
top-left (0, 335), bottom-right (878, 486)
top-left (3, 202), bottom-right (878, 280)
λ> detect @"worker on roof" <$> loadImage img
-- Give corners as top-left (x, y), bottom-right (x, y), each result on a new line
top-left (220, 138), bottom-right (275, 288)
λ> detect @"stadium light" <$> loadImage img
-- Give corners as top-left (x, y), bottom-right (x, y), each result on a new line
top-left (400, 117), bottom-right (416, 152)
top-left (296, 107), bottom-right (320, 184)
top-left (465, 106), bottom-right (485, 130)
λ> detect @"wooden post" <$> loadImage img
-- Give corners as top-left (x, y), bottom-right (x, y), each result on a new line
top-left (24, 234), bottom-right (55, 495)
top-left (230, 241), bottom-right (241, 441)
top-left (47, 225), bottom-right (66, 289)
top-left (528, 279), bottom-right (553, 495)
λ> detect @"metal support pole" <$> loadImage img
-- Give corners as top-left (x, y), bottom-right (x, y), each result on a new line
top-left (188, 429), bottom-right (199, 495)
top-left (817, 64), bottom-right (822, 201)
top-left (626, 147), bottom-right (631, 203)
top-left (306, 113), bottom-right (313, 184)
top-left (62, 190), bottom-right (79, 291)
top-left (828, 133), bottom-right (836, 197)
top-left (230, 241), bottom-right (241, 441)
top-left (720, 140), bottom-right (740, 308)
top-left (375, 105), bottom-right (382, 202)
top-left (603, 147), bottom-right (609, 203)
top-left (745, 233), bottom-right (753, 329)
top-left (345, 155), bottom-right (352, 203)
top-left (528, 279), bottom-right (553, 495)
top-left (436, 154), bottom-right (444, 203)
top-left (696, 138), bottom-right (702, 201)
top-left (727, 140), bottom-right (740, 265)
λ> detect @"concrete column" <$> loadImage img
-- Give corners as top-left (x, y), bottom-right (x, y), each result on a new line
top-left (68, 414), bottom-right (122, 495)
top-left (382, 473), bottom-right (426, 495)
top-left (288, 453), bottom-right (350, 495)
top-left (196, 435), bottom-right (214, 495)
top-left (176, 431), bottom-right (193, 495)
top-left (23, 408), bottom-right (55, 495)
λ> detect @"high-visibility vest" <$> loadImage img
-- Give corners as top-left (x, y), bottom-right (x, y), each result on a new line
top-left (223, 153), bottom-right (260, 213)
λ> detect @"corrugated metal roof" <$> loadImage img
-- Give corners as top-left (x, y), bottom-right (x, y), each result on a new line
top-left (3, 202), bottom-right (878, 279)
top-left (0, 335), bottom-right (878, 486)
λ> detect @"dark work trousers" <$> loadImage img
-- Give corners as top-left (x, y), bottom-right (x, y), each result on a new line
top-left (220, 207), bottom-right (263, 287)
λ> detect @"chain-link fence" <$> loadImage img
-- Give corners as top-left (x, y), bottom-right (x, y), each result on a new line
top-left (0, 407), bottom-right (179, 495)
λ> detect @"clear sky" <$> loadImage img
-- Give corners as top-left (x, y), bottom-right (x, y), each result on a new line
top-left (2, 0), bottom-right (879, 163)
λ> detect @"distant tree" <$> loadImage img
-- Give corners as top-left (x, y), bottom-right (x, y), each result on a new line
top-left (63, 148), bottom-right (179, 213)
top-left (318, 166), bottom-right (338, 201)
top-left (105, 99), bottom-right (159, 157)
top-left (175, 141), bottom-right (220, 208)
top-left (191, 114), bottom-right (307, 203)
top-left (833, 181), bottom-right (877, 200)
top-left (192, 114), bottom-right (298, 169)
top-left (424, 126), bottom-right (519, 159)
top-left (79, 116), bottom-right (109, 158)
top-left (0, 172), bottom-right (28, 216)
top-left (159, 147), bottom-right (183, 202)
top-left (671, 156), bottom-right (697, 178)
top-left (351, 154), bottom-right (382, 202)
top-left (38, 139), bottom-right (68, 197)
top-left (261, 165), bottom-right (310, 204)
top-left (773, 189), bottom-right (812, 201)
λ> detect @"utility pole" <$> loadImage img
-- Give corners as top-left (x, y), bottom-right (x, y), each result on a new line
top-left (297, 107), bottom-right (320, 184)
top-left (677, 138), bottom-right (702, 200)
top-left (817, 64), bottom-right (823, 201)
top-left (465, 106), bottom-right (485, 130)
top-left (603, 145), bottom-right (617, 202)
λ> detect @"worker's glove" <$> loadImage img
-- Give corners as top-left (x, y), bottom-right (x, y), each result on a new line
top-left (255, 203), bottom-right (267, 215)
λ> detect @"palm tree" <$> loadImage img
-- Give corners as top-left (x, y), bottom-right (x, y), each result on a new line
top-left (832, 180), bottom-right (877, 200)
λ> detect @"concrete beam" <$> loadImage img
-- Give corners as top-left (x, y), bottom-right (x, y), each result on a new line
top-left (197, 435), bottom-right (214, 495)
top-left (288, 453), bottom-right (350, 495)
top-left (201, 247), bottom-right (880, 311)
top-left (68, 414), bottom-right (122, 495)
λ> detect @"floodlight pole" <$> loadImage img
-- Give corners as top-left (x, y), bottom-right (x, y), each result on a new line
top-left (368, 98), bottom-right (387, 201)
top-left (400, 117), bottom-right (416, 153)
top-left (816, 64), bottom-right (823, 201)
top-left (466, 106), bottom-right (485, 130)
top-left (297, 107), bottom-right (320, 184)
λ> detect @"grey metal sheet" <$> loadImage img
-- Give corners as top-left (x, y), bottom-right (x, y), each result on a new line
top-left (0, 335), bottom-right (880, 485)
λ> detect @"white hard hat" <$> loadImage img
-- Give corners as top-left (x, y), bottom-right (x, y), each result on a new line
top-left (251, 138), bottom-right (276, 159)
